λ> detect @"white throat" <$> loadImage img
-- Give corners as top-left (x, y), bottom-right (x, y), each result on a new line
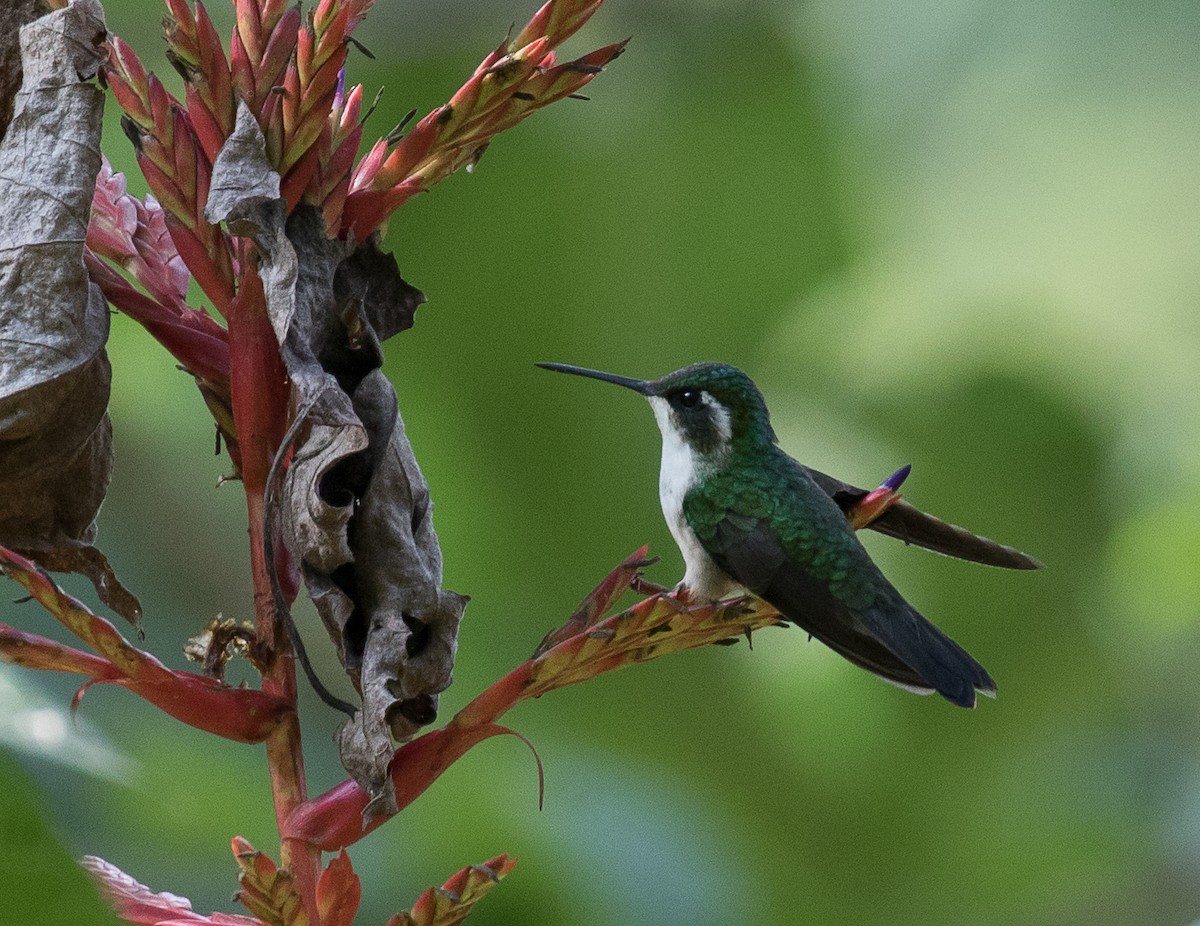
top-left (647, 396), bottom-right (741, 600)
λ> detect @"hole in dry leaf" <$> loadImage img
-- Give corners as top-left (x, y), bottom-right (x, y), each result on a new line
top-left (330, 563), bottom-right (357, 598)
top-left (330, 564), bottom-right (367, 665)
top-left (402, 613), bottom-right (430, 657)
top-left (320, 449), bottom-right (373, 508)
top-left (389, 694), bottom-right (437, 728)
top-left (317, 467), bottom-right (355, 508)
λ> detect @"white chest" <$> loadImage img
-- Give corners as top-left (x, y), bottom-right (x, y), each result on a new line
top-left (648, 397), bottom-right (740, 600)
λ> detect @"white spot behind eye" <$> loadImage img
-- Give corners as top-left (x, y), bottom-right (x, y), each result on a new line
top-left (700, 391), bottom-right (733, 444)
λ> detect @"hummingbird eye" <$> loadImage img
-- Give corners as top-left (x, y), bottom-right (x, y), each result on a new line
top-left (677, 389), bottom-right (702, 408)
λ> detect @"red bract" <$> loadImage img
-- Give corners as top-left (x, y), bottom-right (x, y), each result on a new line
top-left (88, 0), bottom-right (623, 482)
top-left (316, 851), bottom-right (361, 926)
top-left (342, 27), bottom-right (627, 238)
top-left (161, 0), bottom-right (236, 162)
top-left (93, 0), bottom-right (621, 318)
top-left (231, 836), bottom-right (311, 925)
top-left (0, 547), bottom-right (289, 744)
top-left (387, 855), bottom-right (517, 926)
top-left (87, 158), bottom-right (231, 386)
top-left (104, 37), bottom-right (237, 316)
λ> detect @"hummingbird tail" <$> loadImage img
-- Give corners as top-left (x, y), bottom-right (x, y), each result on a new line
top-left (763, 565), bottom-right (996, 708)
top-left (804, 465), bottom-right (1041, 570)
top-left (856, 599), bottom-right (996, 708)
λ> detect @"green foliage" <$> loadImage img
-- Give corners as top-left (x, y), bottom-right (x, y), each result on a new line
top-left (0, 754), bottom-right (123, 926)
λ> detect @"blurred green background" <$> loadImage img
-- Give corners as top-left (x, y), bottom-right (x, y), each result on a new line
top-left (4, 0), bottom-right (1200, 924)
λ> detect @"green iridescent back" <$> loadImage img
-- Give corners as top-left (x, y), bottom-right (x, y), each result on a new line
top-left (683, 444), bottom-right (888, 613)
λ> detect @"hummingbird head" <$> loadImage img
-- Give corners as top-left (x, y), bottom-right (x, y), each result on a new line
top-left (537, 361), bottom-right (777, 460)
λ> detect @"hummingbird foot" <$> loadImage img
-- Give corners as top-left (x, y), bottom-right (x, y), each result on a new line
top-left (652, 586), bottom-right (691, 613)
top-left (672, 582), bottom-right (696, 603)
top-left (672, 582), bottom-right (734, 611)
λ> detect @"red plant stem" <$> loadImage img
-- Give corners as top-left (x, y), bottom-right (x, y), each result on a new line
top-left (227, 252), bottom-right (321, 923)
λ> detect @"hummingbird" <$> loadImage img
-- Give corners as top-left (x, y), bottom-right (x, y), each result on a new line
top-left (537, 361), bottom-right (1039, 708)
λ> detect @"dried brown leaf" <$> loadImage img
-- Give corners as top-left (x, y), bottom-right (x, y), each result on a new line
top-left (0, 0), bottom-right (41, 138)
top-left (205, 102), bottom-right (282, 228)
top-left (206, 108), bottom-right (465, 820)
top-left (0, 0), bottom-right (141, 626)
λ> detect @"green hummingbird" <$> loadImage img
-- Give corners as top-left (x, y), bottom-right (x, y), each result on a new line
top-left (537, 361), bottom-right (1039, 708)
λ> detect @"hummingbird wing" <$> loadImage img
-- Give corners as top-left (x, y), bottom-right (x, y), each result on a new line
top-left (804, 466), bottom-right (1041, 570)
top-left (686, 458), bottom-right (996, 708)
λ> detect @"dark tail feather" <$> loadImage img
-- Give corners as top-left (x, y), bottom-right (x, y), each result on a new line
top-left (857, 598), bottom-right (996, 708)
top-left (763, 571), bottom-right (995, 708)
top-left (776, 587), bottom-right (995, 708)
top-left (796, 620), bottom-right (935, 696)
top-left (866, 500), bottom-right (1041, 571)
top-left (805, 466), bottom-right (1041, 570)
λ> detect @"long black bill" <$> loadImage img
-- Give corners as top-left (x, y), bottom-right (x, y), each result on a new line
top-left (536, 362), bottom-right (652, 395)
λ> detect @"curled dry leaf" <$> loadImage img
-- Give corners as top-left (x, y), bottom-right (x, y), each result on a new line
top-left (183, 616), bottom-right (263, 681)
top-left (0, 0), bottom-right (141, 626)
top-left (206, 105), bottom-right (466, 820)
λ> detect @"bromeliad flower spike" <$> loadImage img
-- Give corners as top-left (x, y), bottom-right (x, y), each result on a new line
top-left (88, 0), bottom-right (625, 849)
top-left (538, 361), bottom-right (1041, 708)
top-left (4, 0), bottom-right (629, 923)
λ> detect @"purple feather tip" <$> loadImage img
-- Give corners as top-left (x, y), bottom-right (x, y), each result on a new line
top-left (884, 464), bottom-right (912, 492)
